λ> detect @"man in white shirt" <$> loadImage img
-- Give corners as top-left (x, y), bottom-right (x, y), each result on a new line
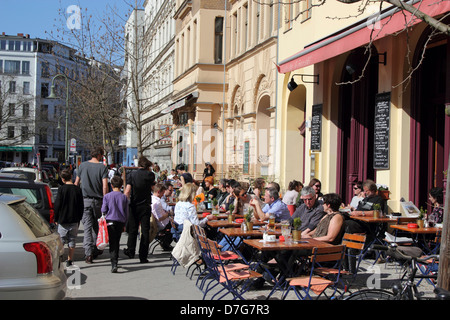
top-left (151, 183), bottom-right (173, 251)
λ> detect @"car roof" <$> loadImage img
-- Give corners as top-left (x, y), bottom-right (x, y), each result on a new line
top-left (0, 172), bottom-right (29, 180)
top-left (1, 167), bottom-right (39, 173)
top-left (0, 177), bottom-right (47, 186)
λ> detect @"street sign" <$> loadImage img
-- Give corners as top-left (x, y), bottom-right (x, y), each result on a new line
top-left (70, 138), bottom-right (76, 152)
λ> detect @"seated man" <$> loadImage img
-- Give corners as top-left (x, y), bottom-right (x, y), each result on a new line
top-left (346, 179), bottom-right (385, 234)
top-left (290, 186), bottom-right (325, 237)
top-left (250, 187), bottom-right (291, 222)
top-left (151, 183), bottom-right (174, 251)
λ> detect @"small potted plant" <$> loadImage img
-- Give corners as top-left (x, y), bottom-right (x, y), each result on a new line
top-left (418, 207), bottom-right (426, 228)
top-left (211, 198), bottom-right (219, 215)
top-left (245, 208), bottom-right (253, 230)
top-left (373, 203), bottom-right (381, 218)
top-left (292, 217), bottom-right (302, 241)
top-left (227, 204), bottom-right (235, 222)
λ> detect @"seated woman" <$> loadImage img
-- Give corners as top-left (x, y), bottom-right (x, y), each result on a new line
top-left (303, 193), bottom-right (345, 245)
top-left (282, 180), bottom-right (303, 205)
top-left (171, 183), bottom-right (216, 241)
top-left (428, 187), bottom-right (444, 224)
top-left (252, 178), bottom-right (266, 202)
top-left (203, 176), bottom-right (218, 199)
top-left (216, 179), bottom-right (229, 207)
top-left (348, 181), bottom-right (364, 211)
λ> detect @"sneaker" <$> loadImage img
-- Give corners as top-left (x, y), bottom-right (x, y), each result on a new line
top-left (66, 260), bottom-right (73, 268)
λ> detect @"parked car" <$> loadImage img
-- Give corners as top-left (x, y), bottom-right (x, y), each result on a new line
top-left (0, 167), bottom-right (49, 184)
top-left (0, 175), bottom-right (55, 224)
top-left (0, 193), bottom-right (66, 299)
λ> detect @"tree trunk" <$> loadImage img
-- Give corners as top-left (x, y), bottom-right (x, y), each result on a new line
top-left (437, 149), bottom-right (450, 290)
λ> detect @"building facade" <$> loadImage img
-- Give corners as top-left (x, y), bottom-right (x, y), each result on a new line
top-left (0, 33), bottom-right (87, 165)
top-left (276, 0), bottom-right (449, 213)
top-left (166, 0), bottom-right (280, 182)
top-left (141, 0), bottom-right (176, 171)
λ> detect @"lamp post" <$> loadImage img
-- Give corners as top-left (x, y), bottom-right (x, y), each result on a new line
top-left (48, 73), bottom-right (69, 165)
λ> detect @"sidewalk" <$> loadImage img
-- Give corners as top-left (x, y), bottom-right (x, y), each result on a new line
top-left (65, 225), bottom-right (436, 300)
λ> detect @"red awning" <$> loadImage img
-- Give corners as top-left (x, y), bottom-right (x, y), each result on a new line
top-left (278, 0), bottom-right (450, 74)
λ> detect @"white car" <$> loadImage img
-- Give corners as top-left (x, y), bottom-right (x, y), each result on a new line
top-left (0, 194), bottom-right (66, 299)
top-left (0, 167), bottom-right (48, 184)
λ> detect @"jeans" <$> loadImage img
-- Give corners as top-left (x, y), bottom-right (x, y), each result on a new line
top-left (81, 197), bottom-right (103, 257)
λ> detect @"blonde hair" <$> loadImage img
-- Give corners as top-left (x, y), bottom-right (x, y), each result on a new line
top-left (178, 183), bottom-right (197, 203)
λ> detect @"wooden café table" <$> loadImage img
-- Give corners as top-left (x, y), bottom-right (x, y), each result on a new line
top-left (218, 227), bottom-right (282, 264)
top-left (207, 219), bottom-right (266, 229)
top-left (390, 224), bottom-right (441, 253)
top-left (350, 215), bottom-right (397, 255)
top-left (243, 238), bottom-right (334, 298)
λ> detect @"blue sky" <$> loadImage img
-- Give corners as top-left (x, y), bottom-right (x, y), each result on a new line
top-left (0, 0), bottom-right (137, 40)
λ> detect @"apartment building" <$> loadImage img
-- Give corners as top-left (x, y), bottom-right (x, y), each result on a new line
top-left (165, 0), bottom-right (280, 181)
top-left (141, 0), bottom-right (176, 171)
top-left (0, 33), bottom-right (87, 164)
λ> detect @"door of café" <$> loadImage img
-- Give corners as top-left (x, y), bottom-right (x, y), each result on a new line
top-left (410, 32), bottom-right (449, 210)
top-left (337, 47), bottom-right (379, 204)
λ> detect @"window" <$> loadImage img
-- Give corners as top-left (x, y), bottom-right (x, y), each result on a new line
top-left (39, 128), bottom-right (47, 143)
top-left (23, 82), bottom-right (30, 95)
top-left (7, 126), bottom-right (15, 139)
top-left (22, 61), bottom-right (30, 75)
top-left (41, 83), bottom-right (49, 98)
top-left (9, 81), bottom-right (16, 93)
top-left (9, 103), bottom-right (15, 116)
top-left (214, 17), bottom-right (224, 64)
top-left (0, 40), bottom-right (6, 50)
top-left (41, 62), bottom-right (50, 78)
top-left (21, 126), bottom-right (29, 141)
top-left (4, 60), bottom-right (20, 74)
top-left (40, 105), bottom-right (48, 121)
top-left (23, 104), bottom-right (30, 117)
top-left (0, 60), bottom-right (3, 73)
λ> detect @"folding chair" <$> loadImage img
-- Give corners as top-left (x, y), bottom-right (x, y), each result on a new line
top-left (416, 230), bottom-right (441, 287)
top-left (205, 238), bottom-right (262, 300)
top-left (341, 233), bottom-right (366, 278)
top-left (282, 245), bottom-right (346, 300)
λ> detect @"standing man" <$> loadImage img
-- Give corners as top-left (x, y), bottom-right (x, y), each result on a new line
top-left (75, 146), bottom-right (109, 264)
top-left (123, 156), bottom-right (155, 263)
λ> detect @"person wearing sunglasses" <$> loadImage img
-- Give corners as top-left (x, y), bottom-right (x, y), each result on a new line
top-left (348, 181), bottom-right (364, 211)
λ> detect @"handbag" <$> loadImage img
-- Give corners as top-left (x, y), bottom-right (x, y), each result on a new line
top-left (96, 215), bottom-right (109, 250)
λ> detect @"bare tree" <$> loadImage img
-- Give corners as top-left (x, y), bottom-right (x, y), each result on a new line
top-left (48, 0), bottom-right (153, 159)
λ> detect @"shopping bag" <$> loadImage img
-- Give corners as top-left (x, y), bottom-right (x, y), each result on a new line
top-left (96, 215), bottom-right (109, 250)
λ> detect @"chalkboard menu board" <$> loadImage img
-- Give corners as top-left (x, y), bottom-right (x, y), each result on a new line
top-left (373, 92), bottom-right (391, 169)
top-left (311, 104), bottom-right (322, 151)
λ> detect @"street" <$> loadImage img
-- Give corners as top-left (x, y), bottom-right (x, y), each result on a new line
top-left (64, 224), bottom-right (436, 303)
top-left (65, 224), bottom-right (204, 300)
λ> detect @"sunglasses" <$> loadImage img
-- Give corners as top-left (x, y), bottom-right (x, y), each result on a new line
top-left (353, 187), bottom-right (360, 190)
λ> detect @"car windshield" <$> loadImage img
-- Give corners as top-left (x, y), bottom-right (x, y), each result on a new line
top-left (0, 187), bottom-right (41, 207)
top-left (9, 201), bottom-right (52, 237)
